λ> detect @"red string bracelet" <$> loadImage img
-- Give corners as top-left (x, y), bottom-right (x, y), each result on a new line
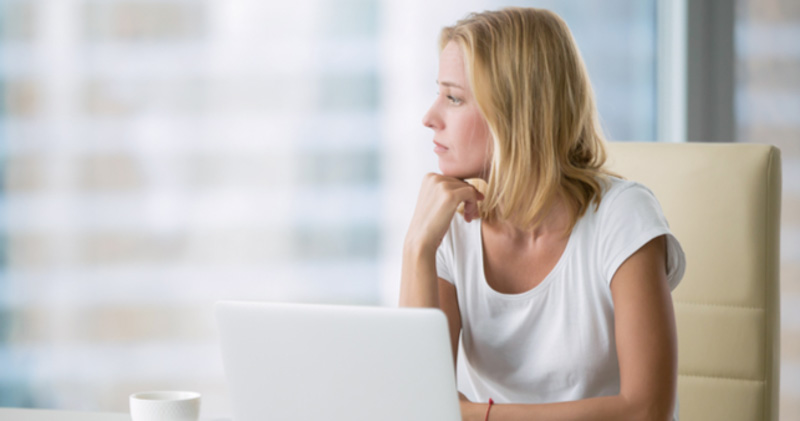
top-left (484, 398), bottom-right (495, 421)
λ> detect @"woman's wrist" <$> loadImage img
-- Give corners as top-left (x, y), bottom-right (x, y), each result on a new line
top-left (459, 400), bottom-right (488, 421)
top-left (403, 234), bottom-right (438, 258)
top-left (483, 398), bottom-right (495, 421)
top-left (477, 402), bottom-right (491, 421)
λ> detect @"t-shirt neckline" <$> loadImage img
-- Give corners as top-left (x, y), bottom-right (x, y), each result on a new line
top-left (476, 216), bottom-right (581, 300)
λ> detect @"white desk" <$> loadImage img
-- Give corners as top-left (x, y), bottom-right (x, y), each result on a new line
top-left (0, 408), bottom-right (130, 421)
top-left (0, 408), bottom-right (230, 421)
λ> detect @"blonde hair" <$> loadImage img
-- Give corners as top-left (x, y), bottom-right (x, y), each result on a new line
top-left (441, 7), bottom-right (612, 233)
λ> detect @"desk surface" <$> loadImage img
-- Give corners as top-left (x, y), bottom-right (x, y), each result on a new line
top-left (0, 408), bottom-right (230, 421)
top-left (0, 408), bottom-right (130, 421)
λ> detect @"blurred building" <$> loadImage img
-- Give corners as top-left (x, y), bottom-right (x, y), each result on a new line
top-left (735, 0), bottom-right (800, 417)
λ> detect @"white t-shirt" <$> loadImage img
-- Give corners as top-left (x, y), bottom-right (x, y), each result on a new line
top-left (436, 177), bottom-right (685, 417)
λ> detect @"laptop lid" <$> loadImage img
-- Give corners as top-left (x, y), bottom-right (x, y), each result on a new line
top-left (215, 301), bottom-right (462, 421)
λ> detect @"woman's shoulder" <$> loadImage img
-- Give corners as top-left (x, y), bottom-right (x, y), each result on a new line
top-left (581, 176), bottom-right (666, 231)
top-left (585, 175), bottom-right (671, 238)
top-left (597, 176), bottom-right (659, 213)
top-left (601, 175), bottom-right (649, 198)
top-left (590, 177), bottom-right (685, 291)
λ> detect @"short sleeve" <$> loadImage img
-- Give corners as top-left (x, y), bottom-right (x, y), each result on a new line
top-left (597, 183), bottom-right (686, 290)
top-left (435, 220), bottom-right (456, 285)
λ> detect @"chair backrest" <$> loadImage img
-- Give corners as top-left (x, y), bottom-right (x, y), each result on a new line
top-left (604, 142), bottom-right (781, 421)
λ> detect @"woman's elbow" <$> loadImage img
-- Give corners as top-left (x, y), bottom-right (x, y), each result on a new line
top-left (623, 392), bottom-right (675, 421)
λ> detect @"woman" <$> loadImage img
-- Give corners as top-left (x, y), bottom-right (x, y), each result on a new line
top-left (400, 8), bottom-right (685, 421)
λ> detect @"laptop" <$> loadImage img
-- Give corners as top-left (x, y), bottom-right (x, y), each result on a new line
top-left (215, 301), bottom-right (462, 421)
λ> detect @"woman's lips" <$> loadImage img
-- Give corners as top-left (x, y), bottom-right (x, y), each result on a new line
top-left (433, 141), bottom-right (449, 154)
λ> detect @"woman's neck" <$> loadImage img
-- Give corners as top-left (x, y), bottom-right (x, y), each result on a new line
top-left (488, 195), bottom-right (572, 245)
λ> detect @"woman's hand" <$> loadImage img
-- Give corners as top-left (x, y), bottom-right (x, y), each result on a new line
top-left (405, 173), bottom-right (484, 254)
top-left (400, 173), bottom-right (481, 307)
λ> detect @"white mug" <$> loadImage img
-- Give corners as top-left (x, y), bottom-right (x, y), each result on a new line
top-left (129, 391), bottom-right (201, 421)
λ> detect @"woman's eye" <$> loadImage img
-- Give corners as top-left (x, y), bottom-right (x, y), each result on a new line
top-left (447, 95), bottom-right (463, 105)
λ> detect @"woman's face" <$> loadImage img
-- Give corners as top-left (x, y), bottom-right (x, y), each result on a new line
top-left (422, 41), bottom-right (492, 180)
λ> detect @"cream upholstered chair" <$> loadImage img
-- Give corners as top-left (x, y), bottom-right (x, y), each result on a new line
top-left (605, 142), bottom-right (781, 421)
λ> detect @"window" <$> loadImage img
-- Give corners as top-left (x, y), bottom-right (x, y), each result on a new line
top-left (735, 0), bottom-right (800, 415)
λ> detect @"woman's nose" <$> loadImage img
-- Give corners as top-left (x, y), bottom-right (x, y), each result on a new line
top-left (422, 102), bottom-right (441, 130)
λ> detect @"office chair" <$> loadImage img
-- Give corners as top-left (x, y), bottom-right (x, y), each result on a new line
top-left (605, 142), bottom-right (782, 421)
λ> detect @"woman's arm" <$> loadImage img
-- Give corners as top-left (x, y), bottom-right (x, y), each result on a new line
top-left (399, 239), bottom-right (440, 308)
top-left (399, 173), bottom-right (482, 308)
top-left (460, 236), bottom-right (677, 421)
top-left (399, 173), bottom-right (471, 374)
